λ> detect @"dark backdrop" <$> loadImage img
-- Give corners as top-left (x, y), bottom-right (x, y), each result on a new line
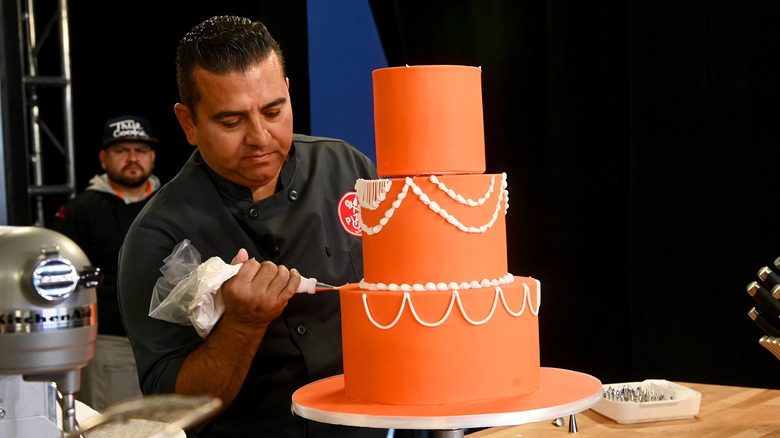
top-left (13, 1), bottom-right (780, 389)
top-left (47, 1), bottom-right (311, 215)
top-left (370, 0), bottom-right (780, 388)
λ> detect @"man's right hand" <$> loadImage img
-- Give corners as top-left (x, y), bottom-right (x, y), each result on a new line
top-left (174, 249), bottom-right (301, 406)
top-left (220, 249), bottom-right (302, 332)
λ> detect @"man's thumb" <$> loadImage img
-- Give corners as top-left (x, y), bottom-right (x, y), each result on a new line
top-left (231, 248), bottom-right (249, 265)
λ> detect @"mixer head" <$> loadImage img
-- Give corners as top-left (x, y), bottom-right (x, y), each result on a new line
top-left (0, 226), bottom-right (100, 435)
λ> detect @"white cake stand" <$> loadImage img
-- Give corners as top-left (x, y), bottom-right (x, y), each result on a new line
top-left (292, 367), bottom-right (602, 437)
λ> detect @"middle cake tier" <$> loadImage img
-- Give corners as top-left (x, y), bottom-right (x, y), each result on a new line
top-left (356, 173), bottom-right (509, 288)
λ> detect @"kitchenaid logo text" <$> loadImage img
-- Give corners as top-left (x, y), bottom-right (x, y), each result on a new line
top-left (0, 305), bottom-right (95, 333)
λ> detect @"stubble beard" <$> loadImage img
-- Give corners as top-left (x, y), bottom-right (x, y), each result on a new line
top-left (107, 166), bottom-right (149, 188)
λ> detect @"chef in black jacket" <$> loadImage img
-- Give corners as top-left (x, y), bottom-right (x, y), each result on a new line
top-left (118, 16), bottom-right (384, 437)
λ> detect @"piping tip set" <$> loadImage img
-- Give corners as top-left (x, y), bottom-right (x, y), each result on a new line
top-left (602, 384), bottom-right (672, 403)
top-left (592, 380), bottom-right (701, 424)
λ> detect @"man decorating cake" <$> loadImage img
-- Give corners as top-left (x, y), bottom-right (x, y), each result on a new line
top-left (117, 16), bottom-right (385, 437)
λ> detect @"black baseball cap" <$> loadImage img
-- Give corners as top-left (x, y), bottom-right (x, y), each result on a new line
top-left (102, 115), bottom-right (159, 149)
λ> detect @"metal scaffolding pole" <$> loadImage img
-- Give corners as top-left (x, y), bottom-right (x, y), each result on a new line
top-left (20, 0), bottom-right (76, 226)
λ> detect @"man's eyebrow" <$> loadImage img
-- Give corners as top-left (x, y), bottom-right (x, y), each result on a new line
top-left (262, 97), bottom-right (287, 110)
top-left (210, 97), bottom-right (287, 121)
top-left (211, 110), bottom-right (245, 121)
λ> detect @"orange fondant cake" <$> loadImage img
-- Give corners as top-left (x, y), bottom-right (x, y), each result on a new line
top-left (340, 65), bottom-right (540, 406)
top-left (373, 65), bottom-right (485, 176)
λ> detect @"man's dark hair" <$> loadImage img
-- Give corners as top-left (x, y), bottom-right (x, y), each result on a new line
top-left (176, 16), bottom-right (286, 122)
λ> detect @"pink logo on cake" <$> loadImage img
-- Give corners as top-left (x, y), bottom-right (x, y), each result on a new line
top-left (338, 191), bottom-right (362, 236)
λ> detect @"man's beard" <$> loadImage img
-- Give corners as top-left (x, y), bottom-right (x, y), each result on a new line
top-left (107, 166), bottom-right (149, 188)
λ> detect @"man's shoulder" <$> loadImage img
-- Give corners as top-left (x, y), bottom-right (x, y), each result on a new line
top-left (292, 134), bottom-right (372, 164)
top-left (289, 134), bottom-right (377, 187)
top-left (132, 156), bottom-right (216, 226)
top-left (50, 189), bottom-right (122, 231)
top-left (148, 152), bottom-right (209, 201)
top-left (66, 189), bottom-right (120, 208)
top-left (293, 133), bottom-right (353, 150)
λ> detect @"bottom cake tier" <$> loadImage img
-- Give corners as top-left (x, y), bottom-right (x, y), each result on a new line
top-left (339, 276), bottom-right (541, 405)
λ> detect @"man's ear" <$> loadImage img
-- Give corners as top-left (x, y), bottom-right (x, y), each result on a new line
top-left (174, 103), bottom-right (198, 146)
top-left (98, 149), bottom-right (108, 170)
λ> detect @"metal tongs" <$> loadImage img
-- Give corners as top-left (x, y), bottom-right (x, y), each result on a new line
top-left (759, 336), bottom-right (780, 361)
top-left (747, 257), bottom-right (780, 360)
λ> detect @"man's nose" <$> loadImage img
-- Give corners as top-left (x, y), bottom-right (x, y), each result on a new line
top-left (246, 119), bottom-right (271, 147)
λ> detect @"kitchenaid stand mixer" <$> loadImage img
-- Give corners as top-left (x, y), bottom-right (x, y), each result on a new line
top-left (0, 226), bottom-right (99, 437)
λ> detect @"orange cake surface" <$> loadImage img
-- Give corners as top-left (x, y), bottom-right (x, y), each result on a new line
top-left (357, 174), bottom-right (508, 287)
top-left (373, 65), bottom-right (485, 177)
top-left (340, 279), bottom-right (540, 405)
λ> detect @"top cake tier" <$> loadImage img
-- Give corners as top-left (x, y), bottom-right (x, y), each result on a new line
top-left (373, 65), bottom-right (486, 177)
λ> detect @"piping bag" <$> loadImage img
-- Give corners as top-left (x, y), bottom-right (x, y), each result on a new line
top-left (148, 239), bottom-right (339, 338)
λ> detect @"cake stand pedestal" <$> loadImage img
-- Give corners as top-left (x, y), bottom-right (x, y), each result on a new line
top-left (292, 367), bottom-right (602, 437)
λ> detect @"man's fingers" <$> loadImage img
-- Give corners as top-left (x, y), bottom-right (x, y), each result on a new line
top-left (283, 268), bottom-right (302, 299)
top-left (228, 258), bottom-right (261, 288)
top-left (225, 260), bottom-right (301, 307)
top-left (262, 263), bottom-right (290, 299)
top-left (254, 263), bottom-right (301, 303)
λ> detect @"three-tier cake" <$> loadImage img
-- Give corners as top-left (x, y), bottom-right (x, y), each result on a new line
top-left (339, 65), bottom-right (541, 406)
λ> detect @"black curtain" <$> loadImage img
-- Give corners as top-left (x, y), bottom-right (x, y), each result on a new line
top-left (369, 0), bottom-right (780, 388)
top-left (27, 1), bottom-right (311, 224)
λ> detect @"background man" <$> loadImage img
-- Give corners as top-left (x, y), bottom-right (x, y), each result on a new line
top-left (51, 114), bottom-right (160, 411)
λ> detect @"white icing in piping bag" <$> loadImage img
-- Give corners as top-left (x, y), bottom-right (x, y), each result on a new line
top-left (296, 277), bottom-right (317, 294)
top-left (295, 277), bottom-right (341, 294)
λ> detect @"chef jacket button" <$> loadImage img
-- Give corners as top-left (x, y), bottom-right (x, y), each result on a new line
top-left (248, 208), bottom-right (259, 219)
top-left (295, 325), bottom-right (308, 336)
top-left (289, 190), bottom-right (299, 201)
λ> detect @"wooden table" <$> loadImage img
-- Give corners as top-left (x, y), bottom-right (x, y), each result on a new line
top-left (466, 382), bottom-right (780, 437)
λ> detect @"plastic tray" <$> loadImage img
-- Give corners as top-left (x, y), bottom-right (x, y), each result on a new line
top-left (590, 379), bottom-right (701, 424)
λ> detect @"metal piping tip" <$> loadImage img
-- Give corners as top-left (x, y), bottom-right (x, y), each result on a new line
top-left (772, 284), bottom-right (780, 300)
top-left (568, 414), bottom-right (578, 433)
top-left (747, 281), bottom-right (760, 296)
top-left (759, 266), bottom-right (771, 281)
top-left (749, 307), bottom-right (759, 320)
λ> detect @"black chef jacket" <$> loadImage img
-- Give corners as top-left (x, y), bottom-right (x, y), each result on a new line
top-left (51, 188), bottom-right (150, 336)
top-left (118, 135), bottom-right (385, 437)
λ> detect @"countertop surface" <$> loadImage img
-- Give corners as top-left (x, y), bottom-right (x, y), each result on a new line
top-left (466, 381), bottom-right (780, 437)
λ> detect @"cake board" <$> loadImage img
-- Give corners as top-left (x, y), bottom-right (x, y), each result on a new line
top-left (292, 367), bottom-right (602, 435)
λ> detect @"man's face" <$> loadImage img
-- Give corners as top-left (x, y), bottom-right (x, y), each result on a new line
top-left (174, 53), bottom-right (294, 201)
top-left (99, 142), bottom-right (155, 188)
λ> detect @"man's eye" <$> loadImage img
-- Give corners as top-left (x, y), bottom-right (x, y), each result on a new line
top-left (265, 111), bottom-right (281, 118)
top-left (222, 119), bottom-right (242, 128)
